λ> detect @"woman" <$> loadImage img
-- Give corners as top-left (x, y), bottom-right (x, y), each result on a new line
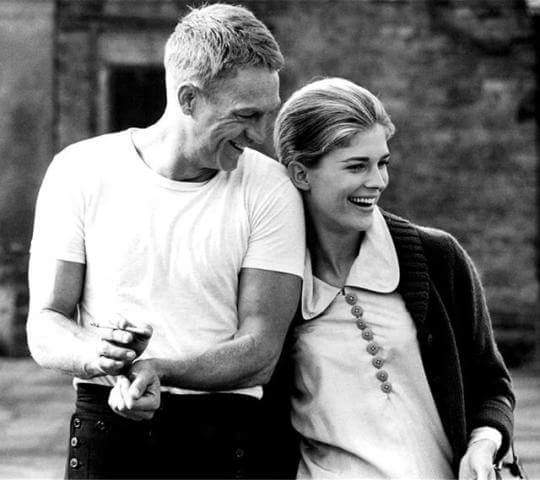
top-left (271, 78), bottom-right (515, 479)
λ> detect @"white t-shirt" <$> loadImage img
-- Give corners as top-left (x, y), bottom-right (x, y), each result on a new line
top-left (31, 129), bottom-right (305, 398)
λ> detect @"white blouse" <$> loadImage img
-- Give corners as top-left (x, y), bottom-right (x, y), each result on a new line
top-left (291, 208), bottom-right (454, 479)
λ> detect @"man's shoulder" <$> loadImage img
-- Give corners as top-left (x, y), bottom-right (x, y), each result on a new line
top-left (55, 130), bottom-right (129, 167)
top-left (237, 147), bottom-right (290, 184)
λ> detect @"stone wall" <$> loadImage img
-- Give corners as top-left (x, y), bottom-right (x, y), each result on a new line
top-left (0, 0), bottom-right (54, 355)
top-left (1, 0), bottom-right (536, 361)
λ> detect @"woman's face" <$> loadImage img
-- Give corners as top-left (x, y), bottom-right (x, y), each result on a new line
top-left (304, 124), bottom-right (390, 233)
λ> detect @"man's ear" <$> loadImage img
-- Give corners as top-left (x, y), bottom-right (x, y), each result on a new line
top-left (287, 161), bottom-right (311, 191)
top-left (177, 83), bottom-right (200, 116)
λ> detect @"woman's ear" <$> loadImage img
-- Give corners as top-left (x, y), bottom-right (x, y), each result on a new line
top-left (177, 83), bottom-right (199, 116)
top-left (288, 161), bottom-right (311, 191)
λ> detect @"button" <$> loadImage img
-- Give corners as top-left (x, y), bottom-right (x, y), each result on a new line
top-left (70, 437), bottom-right (79, 448)
top-left (345, 293), bottom-right (357, 305)
top-left (427, 333), bottom-right (434, 346)
top-left (366, 342), bottom-right (380, 355)
top-left (362, 329), bottom-right (374, 341)
top-left (351, 305), bottom-right (363, 318)
top-left (69, 458), bottom-right (80, 469)
top-left (380, 382), bottom-right (393, 394)
top-left (376, 370), bottom-right (389, 382)
top-left (372, 357), bottom-right (384, 369)
top-left (356, 319), bottom-right (367, 330)
top-left (73, 418), bottom-right (81, 429)
top-left (96, 420), bottom-right (106, 431)
top-left (235, 448), bottom-right (245, 459)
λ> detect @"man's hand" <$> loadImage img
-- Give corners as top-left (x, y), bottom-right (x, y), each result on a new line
top-left (84, 317), bottom-right (153, 378)
top-left (459, 439), bottom-right (498, 480)
top-left (108, 359), bottom-right (161, 421)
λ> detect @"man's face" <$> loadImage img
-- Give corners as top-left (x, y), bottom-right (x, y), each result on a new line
top-left (191, 67), bottom-right (281, 171)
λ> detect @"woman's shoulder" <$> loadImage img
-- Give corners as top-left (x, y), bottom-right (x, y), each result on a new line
top-left (381, 210), bottom-right (465, 267)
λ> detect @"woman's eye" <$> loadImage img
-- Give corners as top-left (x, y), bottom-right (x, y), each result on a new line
top-left (347, 164), bottom-right (366, 172)
top-left (378, 159), bottom-right (390, 168)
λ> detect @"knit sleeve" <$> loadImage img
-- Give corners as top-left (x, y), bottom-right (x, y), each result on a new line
top-left (449, 237), bottom-right (515, 461)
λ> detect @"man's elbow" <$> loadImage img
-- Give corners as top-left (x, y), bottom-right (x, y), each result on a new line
top-left (27, 315), bottom-right (43, 364)
top-left (26, 312), bottom-right (53, 369)
top-left (250, 350), bottom-right (281, 386)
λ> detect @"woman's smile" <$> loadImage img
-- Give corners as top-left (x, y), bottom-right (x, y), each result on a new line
top-left (305, 124), bottom-right (390, 233)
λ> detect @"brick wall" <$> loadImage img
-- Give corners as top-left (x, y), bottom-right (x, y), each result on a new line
top-left (0, 0), bottom-right (54, 356)
top-left (1, 0), bottom-right (536, 360)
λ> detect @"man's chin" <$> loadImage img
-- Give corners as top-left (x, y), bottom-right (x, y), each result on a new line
top-left (217, 153), bottom-right (241, 172)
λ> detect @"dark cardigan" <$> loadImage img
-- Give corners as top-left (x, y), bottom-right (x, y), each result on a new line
top-left (261, 211), bottom-right (515, 479)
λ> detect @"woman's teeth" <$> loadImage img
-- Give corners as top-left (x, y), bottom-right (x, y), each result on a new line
top-left (348, 196), bottom-right (376, 207)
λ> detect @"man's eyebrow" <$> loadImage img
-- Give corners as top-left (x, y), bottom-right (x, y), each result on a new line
top-left (234, 107), bottom-right (263, 114)
top-left (234, 103), bottom-right (280, 115)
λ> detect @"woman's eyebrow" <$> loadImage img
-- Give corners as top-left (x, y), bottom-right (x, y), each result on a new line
top-left (340, 153), bottom-right (390, 163)
top-left (339, 156), bottom-right (370, 163)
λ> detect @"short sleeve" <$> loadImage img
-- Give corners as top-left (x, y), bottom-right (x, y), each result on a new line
top-left (242, 179), bottom-right (305, 278)
top-left (30, 152), bottom-right (86, 263)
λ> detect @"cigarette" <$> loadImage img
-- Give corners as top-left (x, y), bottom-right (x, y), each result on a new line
top-left (89, 321), bottom-right (148, 336)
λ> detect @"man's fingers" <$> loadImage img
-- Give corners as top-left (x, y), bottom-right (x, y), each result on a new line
top-left (115, 314), bottom-right (153, 339)
top-left (101, 329), bottom-right (134, 345)
top-left (97, 357), bottom-right (125, 375)
top-left (117, 375), bottom-right (134, 409)
top-left (108, 382), bottom-right (126, 412)
top-left (98, 340), bottom-right (136, 361)
top-left (128, 371), bottom-right (151, 400)
top-left (126, 368), bottom-right (161, 410)
top-left (128, 394), bottom-right (160, 411)
top-left (474, 465), bottom-right (492, 480)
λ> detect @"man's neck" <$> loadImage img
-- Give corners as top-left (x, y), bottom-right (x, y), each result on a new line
top-left (131, 120), bottom-right (217, 182)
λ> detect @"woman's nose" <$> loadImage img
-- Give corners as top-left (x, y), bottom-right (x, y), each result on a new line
top-left (365, 166), bottom-right (387, 189)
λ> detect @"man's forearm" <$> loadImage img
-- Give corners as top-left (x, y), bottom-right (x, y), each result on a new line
top-left (27, 309), bottom-right (98, 378)
top-left (152, 332), bottom-right (279, 391)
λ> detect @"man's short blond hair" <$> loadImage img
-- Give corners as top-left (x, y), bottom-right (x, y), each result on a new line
top-left (164, 3), bottom-right (284, 94)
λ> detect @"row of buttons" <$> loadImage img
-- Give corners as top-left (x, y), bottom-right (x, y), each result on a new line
top-left (71, 418), bottom-right (82, 470)
top-left (345, 291), bottom-right (393, 394)
top-left (71, 417), bottom-right (107, 470)
top-left (70, 416), bottom-right (245, 471)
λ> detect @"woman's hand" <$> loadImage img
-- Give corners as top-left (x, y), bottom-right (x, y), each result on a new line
top-left (108, 359), bottom-right (161, 421)
top-left (459, 439), bottom-right (498, 480)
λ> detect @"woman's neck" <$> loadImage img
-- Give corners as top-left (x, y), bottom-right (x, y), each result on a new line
top-left (307, 217), bottom-right (364, 288)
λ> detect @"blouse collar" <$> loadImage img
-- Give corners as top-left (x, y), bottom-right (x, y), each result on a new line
top-left (301, 207), bottom-right (400, 320)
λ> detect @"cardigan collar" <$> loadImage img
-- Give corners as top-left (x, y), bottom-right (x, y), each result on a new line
top-left (301, 207), bottom-right (400, 320)
top-left (381, 210), bottom-right (431, 332)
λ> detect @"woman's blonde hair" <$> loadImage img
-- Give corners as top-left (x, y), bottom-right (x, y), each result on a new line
top-left (274, 78), bottom-right (395, 168)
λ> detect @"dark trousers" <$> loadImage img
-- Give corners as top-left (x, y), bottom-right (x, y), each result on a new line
top-left (66, 383), bottom-right (266, 479)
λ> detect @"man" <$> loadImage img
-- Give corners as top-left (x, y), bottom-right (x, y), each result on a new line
top-left (27, 4), bottom-right (304, 478)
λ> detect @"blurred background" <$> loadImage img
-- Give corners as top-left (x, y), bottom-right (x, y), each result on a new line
top-left (0, 0), bottom-right (539, 478)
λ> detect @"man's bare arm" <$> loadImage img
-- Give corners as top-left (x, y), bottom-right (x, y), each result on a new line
top-left (142, 268), bottom-right (301, 390)
top-left (27, 256), bottom-right (148, 378)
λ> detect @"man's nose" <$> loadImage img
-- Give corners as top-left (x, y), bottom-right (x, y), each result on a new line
top-left (245, 119), bottom-right (267, 145)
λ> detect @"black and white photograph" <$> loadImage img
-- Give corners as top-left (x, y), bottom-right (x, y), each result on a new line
top-left (0, 1), bottom-right (538, 479)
